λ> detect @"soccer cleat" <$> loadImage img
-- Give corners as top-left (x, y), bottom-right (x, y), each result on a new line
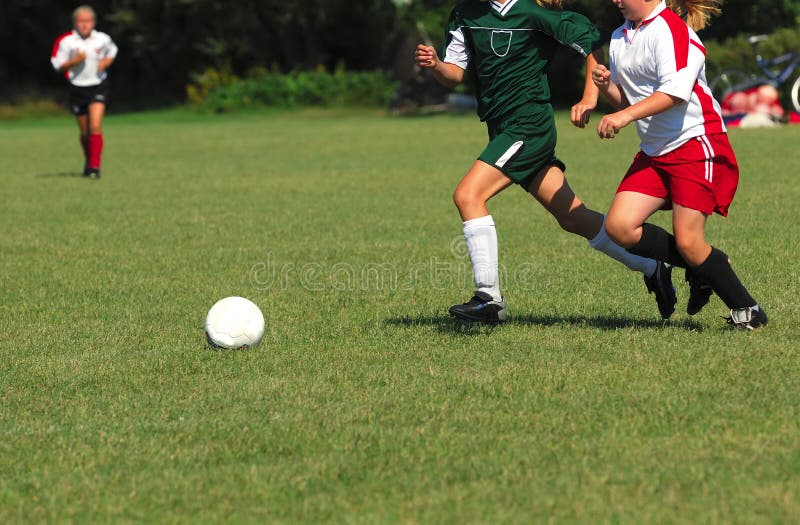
top-left (726, 306), bottom-right (768, 331)
top-left (643, 262), bottom-right (677, 320)
top-left (448, 291), bottom-right (507, 324)
top-left (83, 162), bottom-right (91, 176)
top-left (685, 269), bottom-right (713, 315)
top-left (88, 168), bottom-right (101, 179)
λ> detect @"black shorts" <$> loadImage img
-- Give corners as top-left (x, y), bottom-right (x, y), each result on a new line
top-left (68, 80), bottom-right (109, 116)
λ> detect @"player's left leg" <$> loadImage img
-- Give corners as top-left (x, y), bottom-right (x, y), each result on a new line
top-left (531, 167), bottom-right (676, 319)
top-left (86, 102), bottom-right (106, 178)
top-left (526, 164), bottom-right (603, 238)
top-left (449, 160), bottom-right (513, 323)
top-left (75, 114), bottom-right (90, 175)
top-left (673, 204), bottom-right (767, 330)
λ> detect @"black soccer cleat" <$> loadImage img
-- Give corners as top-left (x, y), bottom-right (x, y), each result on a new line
top-left (87, 168), bottom-right (101, 179)
top-left (83, 162), bottom-right (91, 177)
top-left (448, 291), bottom-right (507, 324)
top-left (643, 262), bottom-right (677, 320)
top-left (685, 269), bottom-right (713, 315)
top-left (726, 306), bottom-right (768, 331)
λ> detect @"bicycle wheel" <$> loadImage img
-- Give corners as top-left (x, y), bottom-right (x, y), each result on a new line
top-left (790, 74), bottom-right (800, 113)
top-left (709, 69), bottom-right (756, 101)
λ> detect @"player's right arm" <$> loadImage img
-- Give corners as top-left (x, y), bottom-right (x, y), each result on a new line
top-left (571, 49), bottom-right (602, 128)
top-left (51, 36), bottom-right (85, 73)
top-left (415, 44), bottom-right (464, 88)
top-left (592, 63), bottom-right (628, 110)
top-left (58, 52), bottom-right (86, 73)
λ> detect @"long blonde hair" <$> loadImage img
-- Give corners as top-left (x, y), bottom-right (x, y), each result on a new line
top-left (535, 0), bottom-right (564, 9)
top-left (666, 0), bottom-right (722, 31)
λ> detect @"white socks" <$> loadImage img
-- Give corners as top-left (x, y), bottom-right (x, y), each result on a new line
top-left (588, 216), bottom-right (657, 277)
top-left (462, 215), bottom-right (655, 303)
top-left (463, 215), bottom-right (502, 302)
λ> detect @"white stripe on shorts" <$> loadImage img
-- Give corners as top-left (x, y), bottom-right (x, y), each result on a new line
top-left (696, 135), bottom-right (715, 183)
top-left (495, 141), bottom-right (524, 168)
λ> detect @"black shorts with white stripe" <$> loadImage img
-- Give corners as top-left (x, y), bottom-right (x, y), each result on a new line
top-left (68, 79), bottom-right (110, 116)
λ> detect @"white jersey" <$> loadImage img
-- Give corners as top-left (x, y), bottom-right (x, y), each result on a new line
top-left (609, 1), bottom-right (725, 156)
top-left (51, 30), bottom-right (118, 87)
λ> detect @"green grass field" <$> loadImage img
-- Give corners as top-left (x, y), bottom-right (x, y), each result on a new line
top-left (1, 108), bottom-right (798, 523)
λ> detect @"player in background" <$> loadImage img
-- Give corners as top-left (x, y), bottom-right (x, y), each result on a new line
top-left (592, 0), bottom-right (767, 330)
top-left (415, 0), bottom-right (675, 324)
top-left (51, 5), bottom-right (117, 179)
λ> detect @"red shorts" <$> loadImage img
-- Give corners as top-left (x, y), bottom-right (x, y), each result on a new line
top-left (616, 133), bottom-right (739, 216)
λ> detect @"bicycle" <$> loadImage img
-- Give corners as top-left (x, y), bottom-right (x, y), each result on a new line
top-left (709, 34), bottom-right (800, 113)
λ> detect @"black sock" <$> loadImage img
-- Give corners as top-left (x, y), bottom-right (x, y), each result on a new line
top-left (691, 248), bottom-right (756, 309)
top-left (628, 223), bottom-right (689, 268)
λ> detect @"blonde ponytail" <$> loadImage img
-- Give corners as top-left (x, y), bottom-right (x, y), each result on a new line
top-left (667, 0), bottom-right (722, 31)
top-left (535, 0), bottom-right (564, 10)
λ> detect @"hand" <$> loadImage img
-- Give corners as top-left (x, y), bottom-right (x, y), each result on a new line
top-left (597, 111), bottom-right (632, 139)
top-left (570, 98), bottom-right (596, 128)
top-left (97, 58), bottom-right (111, 73)
top-left (592, 64), bottom-right (611, 89)
top-left (72, 50), bottom-right (87, 63)
top-left (415, 44), bottom-right (439, 69)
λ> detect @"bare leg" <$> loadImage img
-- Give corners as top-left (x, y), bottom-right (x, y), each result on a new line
top-left (76, 114), bottom-right (89, 169)
top-left (671, 205), bottom-right (711, 266)
top-left (604, 191), bottom-right (667, 248)
top-left (526, 165), bottom-right (602, 240)
top-left (87, 102), bottom-right (105, 135)
top-left (453, 160), bottom-right (513, 220)
top-left (76, 114), bottom-right (89, 136)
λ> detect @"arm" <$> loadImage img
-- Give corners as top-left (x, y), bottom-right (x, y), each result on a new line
top-left (591, 62), bottom-right (628, 110)
top-left (52, 39), bottom-right (85, 73)
top-left (415, 44), bottom-right (464, 88)
top-left (57, 52), bottom-right (86, 73)
top-left (597, 91), bottom-right (683, 139)
top-left (97, 56), bottom-right (114, 73)
top-left (570, 49), bottom-right (602, 128)
top-left (98, 36), bottom-right (118, 73)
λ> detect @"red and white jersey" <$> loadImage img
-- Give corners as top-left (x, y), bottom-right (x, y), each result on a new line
top-left (609, 1), bottom-right (725, 156)
top-left (51, 30), bottom-right (118, 87)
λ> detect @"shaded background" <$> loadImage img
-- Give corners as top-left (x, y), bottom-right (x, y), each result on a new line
top-left (1, 0), bottom-right (797, 110)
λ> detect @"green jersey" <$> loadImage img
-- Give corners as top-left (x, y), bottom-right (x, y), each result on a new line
top-left (443, 0), bottom-right (603, 123)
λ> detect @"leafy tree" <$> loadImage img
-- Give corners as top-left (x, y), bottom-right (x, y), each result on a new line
top-left (0, 0), bottom-right (796, 107)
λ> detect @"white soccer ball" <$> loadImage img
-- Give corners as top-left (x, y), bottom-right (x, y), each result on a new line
top-left (205, 296), bottom-right (265, 349)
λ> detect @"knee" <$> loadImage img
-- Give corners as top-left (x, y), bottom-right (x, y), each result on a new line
top-left (453, 186), bottom-right (483, 213)
top-left (604, 215), bottom-right (639, 248)
top-left (674, 232), bottom-right (707, 265)
top-left (89, 125), bottom-right (102, 135)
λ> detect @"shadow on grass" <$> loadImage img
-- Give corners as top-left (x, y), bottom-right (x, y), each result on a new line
top-left (386, 314), bottom-right (704, 333)
top-left (35, 171), bottom-right (87, 178)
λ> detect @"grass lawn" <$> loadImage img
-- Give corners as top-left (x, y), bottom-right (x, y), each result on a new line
top-left (0, 108), bottom-right (798, 523)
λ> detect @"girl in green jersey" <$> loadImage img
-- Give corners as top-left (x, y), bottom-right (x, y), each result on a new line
top-left (416, 0), bottom-right (675, 323)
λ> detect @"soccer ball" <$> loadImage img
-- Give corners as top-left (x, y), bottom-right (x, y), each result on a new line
top-left (205, 296), bottom-right (265, 349)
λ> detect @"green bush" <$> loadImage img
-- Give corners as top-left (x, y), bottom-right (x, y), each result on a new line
top-left (0, 98), bottom-right (64, 121)
top-left (186, 67), bottom-right (239, 106)
top-left (187, 66), bottom-right (397, 112)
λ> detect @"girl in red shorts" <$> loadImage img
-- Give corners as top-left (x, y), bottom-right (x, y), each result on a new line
top-left (592, 0), bottom-right (766, 329)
